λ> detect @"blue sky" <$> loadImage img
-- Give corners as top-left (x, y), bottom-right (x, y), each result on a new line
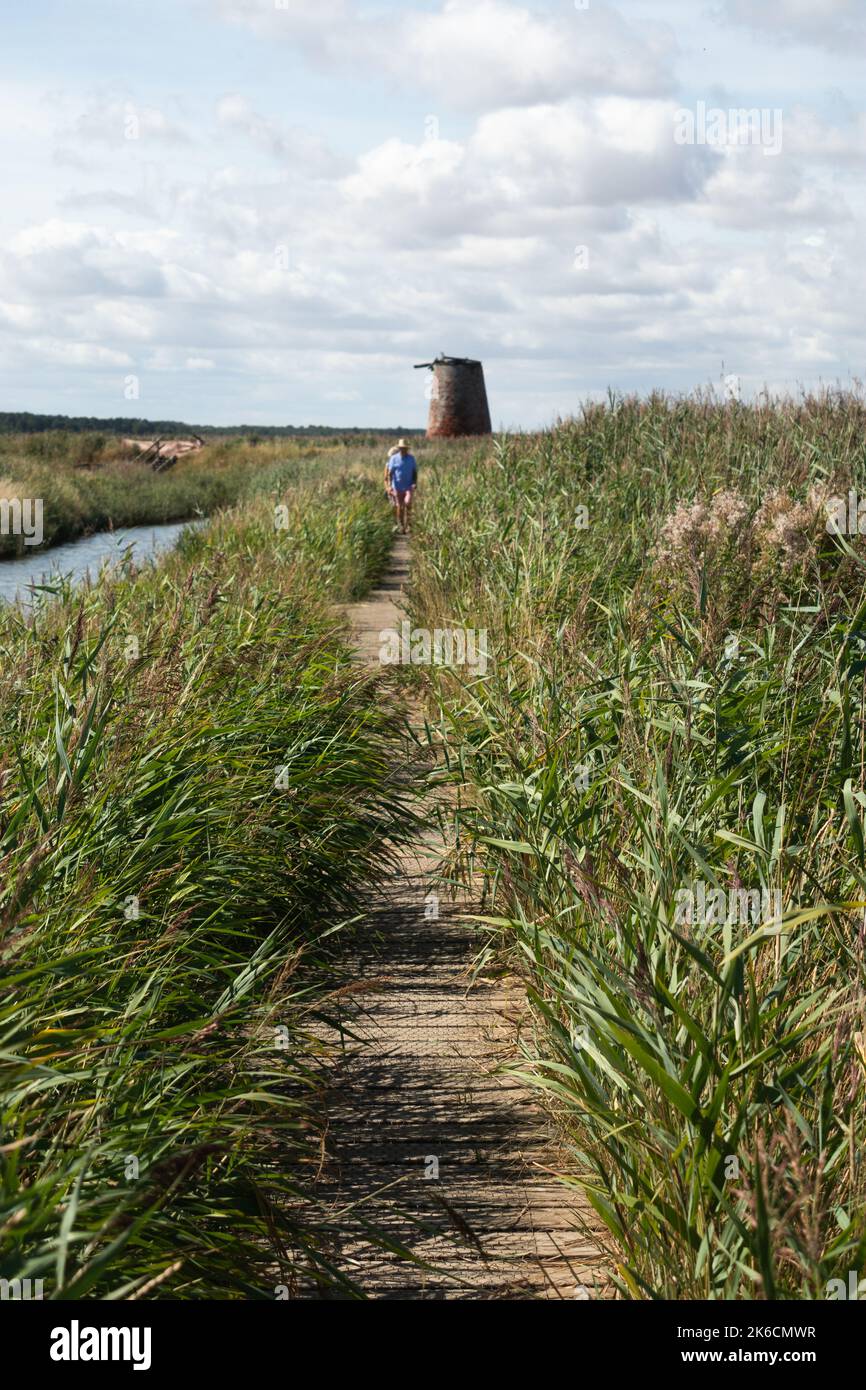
top-left (0, 0), bottom-right (864, 427)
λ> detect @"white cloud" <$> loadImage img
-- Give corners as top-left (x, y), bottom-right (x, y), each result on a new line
top-left (216, 94), bottom-right (346, 174)
top-left (341, 99), bottom-right (711, 249)
top-left (0, 0), bottom-right (863, 423)
top-left (65, 96), bottom-right (190, 146)
top-left (343, 137), bottom-right (466, 206)
top-left (695, 145), bottom-right (854, 229)
top-left (216, 0), bottom-right (677, 108)
top-left (0, 336), bottom-right (132, 369)
top-left (720, 0), bottom-right (866, 51)
top-left (403, 0), bottom-right (676, 109)
top-left (2, 222), bottom-right (169, 298)
top-left (783, 107), bottom-right (866, 165)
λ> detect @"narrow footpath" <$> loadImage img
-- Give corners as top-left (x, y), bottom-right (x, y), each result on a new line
top-left (311, 537), bottom-right (608, 1298)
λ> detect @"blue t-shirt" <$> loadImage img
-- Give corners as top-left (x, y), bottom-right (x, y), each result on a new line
top-left (388, 452), bottom-right (417, 490)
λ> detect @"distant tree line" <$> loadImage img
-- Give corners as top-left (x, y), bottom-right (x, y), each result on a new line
top-left (0, 412), bottom-right (423, 439)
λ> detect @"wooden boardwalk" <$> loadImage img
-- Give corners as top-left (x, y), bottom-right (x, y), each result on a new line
top-left (307, 538), bottom-right (608, 1298)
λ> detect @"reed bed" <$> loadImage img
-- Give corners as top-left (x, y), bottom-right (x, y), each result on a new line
top-left (0, 432), bottom-right (405, 557)
top-left (411, 391), bottom-right (866, 1299)
top-left (0, 475), bottom-right (416, 1298)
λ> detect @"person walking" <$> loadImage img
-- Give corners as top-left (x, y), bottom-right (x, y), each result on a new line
top-left (385, 438), bottom-right (417, 535)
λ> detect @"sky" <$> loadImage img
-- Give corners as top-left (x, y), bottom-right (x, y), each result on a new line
top-left (0, 0), bottom-right (863, 428)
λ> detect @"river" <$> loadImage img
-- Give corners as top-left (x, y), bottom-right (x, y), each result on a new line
top-left (0, 519), bottom-right (197, 604)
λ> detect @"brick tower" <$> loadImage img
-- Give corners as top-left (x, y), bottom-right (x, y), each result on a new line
top-left (415, 355), bottom-right (492, 438)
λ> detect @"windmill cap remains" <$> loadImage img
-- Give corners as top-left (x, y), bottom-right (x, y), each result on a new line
top-left (414, 355), bottom-right (483, 369)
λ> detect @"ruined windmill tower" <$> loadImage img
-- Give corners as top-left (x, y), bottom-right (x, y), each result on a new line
top-left (415, 355), bottom-right (492, 438)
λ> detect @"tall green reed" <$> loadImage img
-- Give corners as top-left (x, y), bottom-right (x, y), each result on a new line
top-left (1, 477), bottom-right (417, 1298)
top-left (412, 393), bottom-right (866, 1299)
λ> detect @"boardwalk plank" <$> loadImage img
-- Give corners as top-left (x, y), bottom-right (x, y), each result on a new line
top-left (305, 538), bottom-right (609, 1299)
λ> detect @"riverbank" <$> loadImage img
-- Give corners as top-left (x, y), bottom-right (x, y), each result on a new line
top-left (0, 431), bottom-right (399, 559)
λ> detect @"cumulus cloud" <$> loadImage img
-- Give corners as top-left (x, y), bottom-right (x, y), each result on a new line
top-left (402, 0), bottom-right (676, 109)
top-left (695, 145), bottom-right (854, 229)
top-left (216, 0), bottom-right (677, 107)
top-left (340, 97), bottom-right (712, 255)
top-left (1, 222), bottom-right (169, 299)
top-left (0, 0), bottom-right (863, 423)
